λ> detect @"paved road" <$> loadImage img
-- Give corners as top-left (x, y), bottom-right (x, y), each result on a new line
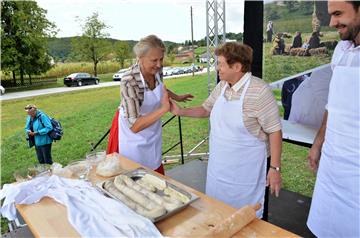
top-left (0, 81), bottom-right (120, 101)
top-left (0, 69), bottom-right (209, 101)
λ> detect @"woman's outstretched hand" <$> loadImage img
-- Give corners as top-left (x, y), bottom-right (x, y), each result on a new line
top-left (169, 99), bottom-right (181, 116)
top-left (161, 85), bottom-right (170, 112)
top-left (175, 93), bottom-right (194, 102)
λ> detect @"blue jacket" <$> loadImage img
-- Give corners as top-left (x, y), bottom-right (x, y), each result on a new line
top-left (25, 110), bottom-right (53, 147)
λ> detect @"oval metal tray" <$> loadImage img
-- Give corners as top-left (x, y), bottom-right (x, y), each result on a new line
top-left (96, 168), bottom-right (199, 222)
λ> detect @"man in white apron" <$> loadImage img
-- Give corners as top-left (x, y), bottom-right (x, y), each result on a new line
top-left (307, 2), bottom-right (360, 237)
top-left (170, 42), bottom-right (282, 218)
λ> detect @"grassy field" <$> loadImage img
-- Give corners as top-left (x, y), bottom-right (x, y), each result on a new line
top-left (266, 16), bottom-right (334, 34)
top-left (262, 31), bottom-right (337, 83)
top-left (1, 32), bottom-right (335, 188)
top-left (1, 72), bottom-right (316, 193)
top-left (2, 32), bottom-right (338, 193)
top-left (1, 33), bottom-right (338, 232)
top-left (0, 71), bottom-right (320, 234)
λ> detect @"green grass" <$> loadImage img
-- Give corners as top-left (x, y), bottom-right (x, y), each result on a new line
top-left (262, 30), bottom-right (338, 83)
top-left (1, 35), bottom-right (337, 232)
top-left (1, 73), bottom-right (315, 192)
top-left (0, 71), bottom-right (319, 234)
top-left (194, 46), bottom-right (207, 55)
top-left (266, 16), bottom-right (335, 34)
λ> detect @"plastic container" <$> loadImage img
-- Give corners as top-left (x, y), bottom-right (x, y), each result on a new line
top-left (86, 150), bottom-right (106, 166)
top-left (66, 160), bottom-right (91, 180)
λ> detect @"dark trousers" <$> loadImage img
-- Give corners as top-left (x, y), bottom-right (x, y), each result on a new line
top-left (262, 156), bottom-right (271, 221)
top-left (35, 143), bottom-right (53, 164)
top-left (267, 31), bottom-right (272, 42)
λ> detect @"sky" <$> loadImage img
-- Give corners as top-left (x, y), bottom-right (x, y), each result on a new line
top-left (36, 0), bottom-right (244, 43)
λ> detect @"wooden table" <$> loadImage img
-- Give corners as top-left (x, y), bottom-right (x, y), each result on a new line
top-left (17, 157), bottom-right (299, 237)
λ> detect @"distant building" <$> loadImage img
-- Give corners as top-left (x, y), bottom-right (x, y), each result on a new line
top-left (199, 53), bottom-right (208, 63)
top-left (198, 53), bottom-right (214, 63)
top-left (175, 50), bottom-right (194, 63)
top-left (275, 1), bottom-right (285, 6)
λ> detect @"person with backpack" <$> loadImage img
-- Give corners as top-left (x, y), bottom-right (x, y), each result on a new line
top-left (25, 104), bottom-right (54, 164)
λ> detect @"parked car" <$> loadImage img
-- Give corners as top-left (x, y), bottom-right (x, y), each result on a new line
top-left (162, 67), bottom-right (173, 77)
top-left (191, 64), bottom-right (202, 72)
top-left (0, 85), bottom-right (5, 95)
top-left (183, 66), bottom-right (193, 74)
top-left (113, 68), bottom-right (129, 81)
top-left (64, 73), bottom-right (99, 87)
top-left (174, 67), bottom-right (185, 75)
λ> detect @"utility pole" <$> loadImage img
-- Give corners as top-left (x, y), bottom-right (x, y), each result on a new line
top-left (191, 6), bottom-right (195, 76)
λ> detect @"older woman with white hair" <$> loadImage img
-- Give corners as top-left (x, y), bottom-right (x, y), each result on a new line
top-left (24, 104), bottom-right (54, 164)
top-left (116, 35), bottom-right (193, 174)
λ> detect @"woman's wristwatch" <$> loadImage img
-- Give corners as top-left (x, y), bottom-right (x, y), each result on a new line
top-left (270, 165), bottom-right (281, 172)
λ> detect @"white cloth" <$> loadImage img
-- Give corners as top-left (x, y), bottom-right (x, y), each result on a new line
top-left (0, 175), bottom-right (162, 238)
top-left (119, 73), bottom-right (163, 170)
top-left (206, 76), bottom-right (267, 218)
top-left (266, 21), bottom-right (273, 32)
top-left (307, 41), bottom-right (360, 237)
top-left (331, 40), bottom-right (360, 68)
top-left (288, 65), bottom-right (332, 129)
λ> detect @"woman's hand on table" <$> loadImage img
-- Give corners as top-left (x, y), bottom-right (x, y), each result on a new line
top-left (266, 170), bottom-right (282, 197)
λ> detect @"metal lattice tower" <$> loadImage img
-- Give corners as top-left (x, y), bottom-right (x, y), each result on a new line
top-left (206, 0), bottom-right (226, 96)
top-left (162, 1), bottom-right (228, 162)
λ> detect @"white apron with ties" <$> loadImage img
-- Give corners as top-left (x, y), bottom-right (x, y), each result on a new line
top-left (206, 76), bottom-right (267, 218)
top-left (119, 74), bottom-right (162, 170)
top-left (307, 59), bottom-right (360, 236)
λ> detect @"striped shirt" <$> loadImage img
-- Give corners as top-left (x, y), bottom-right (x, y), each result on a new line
top-left (119, 64), bottom-right (162, 127)
top-left (202, 73), bottom-right (282, 153)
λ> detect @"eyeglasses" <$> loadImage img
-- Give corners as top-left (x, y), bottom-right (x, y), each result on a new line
top-left (25, 107), bottom-right (32, 110)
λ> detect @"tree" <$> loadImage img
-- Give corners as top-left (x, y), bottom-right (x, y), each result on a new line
top-left (268, 10), bottom-right (280, 21)
top-left (1, 1), bottom-right (56, 85)
top-left (114, 41), bottom-right (131, 68)
top-left (71, 12), bottom-right (111, 76)
top-left (166, 53), bottom-right (175, 65)
top-left (298, 1), bottom-right (313, 16)
top-left (284, 1), bottom-right (297, 12)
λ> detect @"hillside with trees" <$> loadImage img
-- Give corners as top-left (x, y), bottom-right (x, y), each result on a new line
top-left (264, 1), bottom-right (334, 33)
top-left (48, 32), bottom-right (243, 62)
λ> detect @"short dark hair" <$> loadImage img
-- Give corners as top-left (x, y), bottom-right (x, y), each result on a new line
top-left (215, 42), bottom-right (253, 72)
top-left (348, 1), bottom-right (360, 11)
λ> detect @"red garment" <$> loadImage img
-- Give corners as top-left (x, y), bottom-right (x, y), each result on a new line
top-left (107, 110), bottom-right (119, 154)
top-left (154, 164), bottom-right (165, 175)
top-left (108, 110), bottom-right (164, 175)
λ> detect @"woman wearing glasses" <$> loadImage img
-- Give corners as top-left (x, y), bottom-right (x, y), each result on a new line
top-left (24, 104), bottom-right (54, 164)
top-left (116, 35), bottom-right (193, 175)
top-left (170, 42), bottom-right (282, 218)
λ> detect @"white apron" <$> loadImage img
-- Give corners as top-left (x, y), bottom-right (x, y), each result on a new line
top-left (307, 64), bottom-right (360, 237)
top-left (119, 74), bottom-right (163, 170)
top-left (206, 77), bottom-right (267, 218)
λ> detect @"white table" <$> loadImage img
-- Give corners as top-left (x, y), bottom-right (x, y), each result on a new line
top-left (281, 119), bottom-right (318, 147)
